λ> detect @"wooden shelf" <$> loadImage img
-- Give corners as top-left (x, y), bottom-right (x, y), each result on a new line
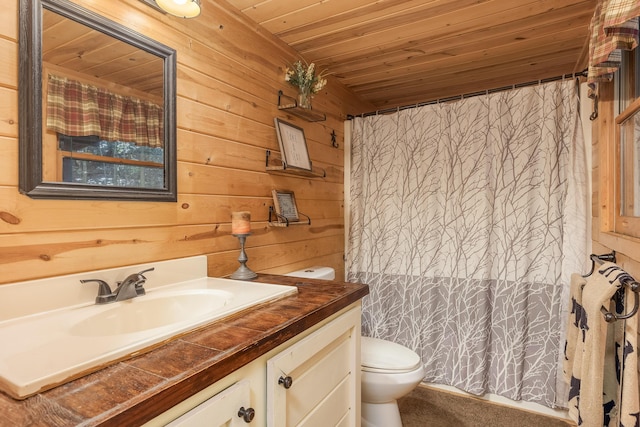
top-left (265, 150), bottom-right (326, 178)
top-left (268, 206), bottom-right (311, 227)
top-left (268, 220), bottom-right (309, 227)
top-left (277, 90), bottom-right (326, 122)
top-left (266, 165), bottom-right (326, 178)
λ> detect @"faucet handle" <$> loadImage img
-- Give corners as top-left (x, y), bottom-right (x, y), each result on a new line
top-left (138, 267), bottom-right (155, 278)
top-left (80, 279), bottom-right (114, 304)
top-left (134, 267), bottom-right (154, 296)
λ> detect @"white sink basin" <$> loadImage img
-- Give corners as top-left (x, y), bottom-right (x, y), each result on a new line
top-left (70, 289), bottom-right (233, 336)
top-left (0, 277), bottom-right (296, 399)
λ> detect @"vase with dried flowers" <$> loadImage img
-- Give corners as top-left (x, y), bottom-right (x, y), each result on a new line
top-left (284, 60), bottom-right (327, 109)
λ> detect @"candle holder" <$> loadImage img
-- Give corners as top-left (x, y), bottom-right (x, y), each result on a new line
top-left (230, 233), bottom-right (257, 280)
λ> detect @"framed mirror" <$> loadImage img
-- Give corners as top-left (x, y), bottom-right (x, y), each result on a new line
top-left (19, 0), bottom-right (177, 201)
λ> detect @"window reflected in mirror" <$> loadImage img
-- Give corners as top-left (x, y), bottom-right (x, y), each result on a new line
top-left (44, 71), bottom-right (165, 189)
top-left (58, 135), bottom-right (165, 188)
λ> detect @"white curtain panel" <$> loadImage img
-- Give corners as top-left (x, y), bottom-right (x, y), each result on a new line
top-left (348, 79), bottom-right (590, 408)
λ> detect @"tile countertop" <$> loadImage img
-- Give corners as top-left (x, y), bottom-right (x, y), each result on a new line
top-left (0, 274), bottom-right (369, 427)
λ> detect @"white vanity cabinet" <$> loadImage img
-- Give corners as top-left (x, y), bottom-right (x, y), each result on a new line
top-left (266, 306), bottom-right (361, 427)
top-left (144, 358), bottom-right (266, 427)
top-left (165, 380), bottom-right (254, 427)
top-left (145, 304), bottom-right (361, 427)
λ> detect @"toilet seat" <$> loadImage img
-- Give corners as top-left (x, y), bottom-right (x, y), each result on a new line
top-left (361, 336), bottom-right (422, 374)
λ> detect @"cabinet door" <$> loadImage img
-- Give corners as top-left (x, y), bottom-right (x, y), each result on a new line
top-left (166, 379), bottom-right (255, 427)
top-left (267, 306), bottom-right (361, 427)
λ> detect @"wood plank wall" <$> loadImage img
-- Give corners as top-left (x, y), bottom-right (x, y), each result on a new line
top-left (592, 81), bottom-right (640, 279)
top-left (0, 0), bottom-right (374, 285)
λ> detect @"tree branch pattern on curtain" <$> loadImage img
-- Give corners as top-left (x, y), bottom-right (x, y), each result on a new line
top-left (46, 74), bottom-right (163, 147)
top-left (348, 80), bottom-right (589, 408)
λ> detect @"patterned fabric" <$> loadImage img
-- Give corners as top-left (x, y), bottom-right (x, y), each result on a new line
top-left (588, 0), bottom-right (640, 83)
top-left (564, 264), bottom-right (639, 427)
top-left (348, 80), bottom-right (589, 408)
top-left (46, 75), bottom-right (163, 147)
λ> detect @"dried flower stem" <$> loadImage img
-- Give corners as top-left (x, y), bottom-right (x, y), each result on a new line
top-left (284, 60), bottom-right (328, 95)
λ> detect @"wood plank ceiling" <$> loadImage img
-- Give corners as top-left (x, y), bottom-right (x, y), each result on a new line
top-left (226, 0), bottom-right (596, 113)
top-left (43, 8), bottom-right (164, 100)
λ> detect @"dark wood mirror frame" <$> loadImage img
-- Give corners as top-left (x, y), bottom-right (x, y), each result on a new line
top-left (19, 0), bottom-right (177, 201)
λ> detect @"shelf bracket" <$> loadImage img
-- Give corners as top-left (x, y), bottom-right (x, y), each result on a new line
top-left (277, 90), bottom-right (326, 122)
top-left (278, 90), bottom-right (297, 109)
top-left (269, 206), bottom-right (311, 226)
top-left (266, 149), bottom-right (272, 168)
top-left (265, 150), bottom-right (325, 178)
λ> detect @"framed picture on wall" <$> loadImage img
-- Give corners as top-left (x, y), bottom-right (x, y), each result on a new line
top-left (272, 189), bottom-right (300, 222)
top-left (274, 118), bottom-right (312, 171)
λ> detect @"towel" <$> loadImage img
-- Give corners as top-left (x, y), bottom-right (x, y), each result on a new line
top-left (564, 273), bottom-right (586, 384)
top-left (607, 266), bottom-right (639, 427)
top-left (564, 262), bottom-right (640, 427)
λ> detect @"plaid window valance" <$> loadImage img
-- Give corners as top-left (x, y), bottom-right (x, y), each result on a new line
top-left (588, 0), bottom-right (640, 84)
top-left (46, 74), bottom-right (164, 148)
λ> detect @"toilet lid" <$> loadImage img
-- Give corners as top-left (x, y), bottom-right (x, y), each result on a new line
top-left (361, 336), bottom-right (421, 372)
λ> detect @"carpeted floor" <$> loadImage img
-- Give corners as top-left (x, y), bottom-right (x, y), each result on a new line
top-left (398, 385), bottom-right (577, 427)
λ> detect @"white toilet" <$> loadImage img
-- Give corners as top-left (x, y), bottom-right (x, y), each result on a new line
top-left (284, 266), bottom-right (336, 280)
top-left (360, 336), bottom-right (425, 427)
top-left (285, 266), bottom-right (425, 427)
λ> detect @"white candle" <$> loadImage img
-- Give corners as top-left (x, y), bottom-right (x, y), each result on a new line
top-left (231, 211), bottom-right (251, 234)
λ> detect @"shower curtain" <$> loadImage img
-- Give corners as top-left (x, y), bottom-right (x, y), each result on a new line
top-left (347, 79), bottom-right (589, 408)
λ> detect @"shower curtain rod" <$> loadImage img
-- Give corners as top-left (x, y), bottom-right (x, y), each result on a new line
top-left (346, 69), bottom-right (588, 119)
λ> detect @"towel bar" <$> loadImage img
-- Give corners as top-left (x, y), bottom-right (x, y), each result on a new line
top-left (582, 252), bottom-right (616, 277)
top-left (601, 288), bottom-right (639, 323)
top-left (586, 252), bottom-right (640, 323)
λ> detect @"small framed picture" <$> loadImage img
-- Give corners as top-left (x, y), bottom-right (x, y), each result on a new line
top-left (274, 118), bottom-right (312, 171)
top-left (272, 189), bottom-right (299, 222)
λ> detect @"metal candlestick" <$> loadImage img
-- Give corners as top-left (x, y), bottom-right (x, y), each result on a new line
top-left (230, 233), bottom-right (257, 280)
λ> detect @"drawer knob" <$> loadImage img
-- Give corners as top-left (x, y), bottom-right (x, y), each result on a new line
top-left (238, 406), bottom-right (255, 423)
top-left (278, 375), bottom-right (293, 389)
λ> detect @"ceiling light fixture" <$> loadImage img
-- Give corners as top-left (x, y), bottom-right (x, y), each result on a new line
top-left (155, 0), bottom-right (201, 18)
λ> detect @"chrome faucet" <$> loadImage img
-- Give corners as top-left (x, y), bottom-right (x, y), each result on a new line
top-left (114, 267), bottom-right (154, 301)
top-left (81, 267), bottom-right (154, 304)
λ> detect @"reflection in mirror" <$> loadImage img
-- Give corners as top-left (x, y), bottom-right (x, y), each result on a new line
top-left (19, 0), bottom-right (177, 201)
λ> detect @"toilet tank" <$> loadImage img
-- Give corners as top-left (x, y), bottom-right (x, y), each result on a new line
top-left (284, 266), bottom-right (335, 280)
